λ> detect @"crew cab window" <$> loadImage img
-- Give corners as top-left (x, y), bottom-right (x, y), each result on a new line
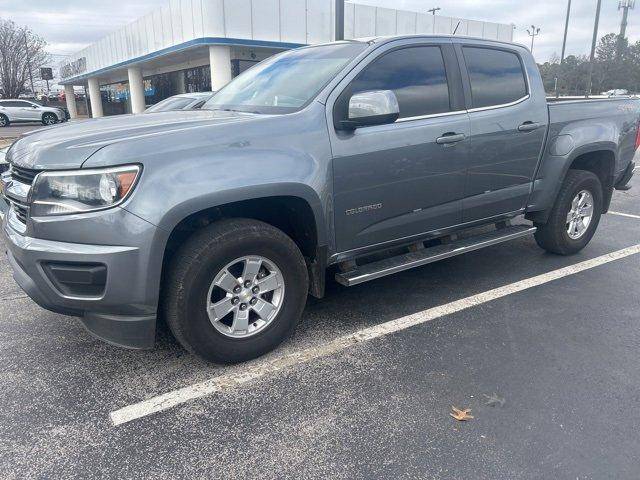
top-left (341, 46), bottom-right (451, 119)
top-left (462, 47), bottom-right (527, 109)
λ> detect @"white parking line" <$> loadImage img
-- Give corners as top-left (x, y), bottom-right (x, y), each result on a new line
top-left (609, 211), bottom-right (640, 220)
top-left (110, 244), bottom-right (640, 426)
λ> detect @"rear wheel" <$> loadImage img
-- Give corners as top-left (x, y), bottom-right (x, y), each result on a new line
top-left (534, 169), bottom-right (603, 255)
top-left (164, 219), bottom-right (309, 363)
top-left (42, 112), bottom-right (57, 125)
top-left (0, 114), bottom-right (8, 127)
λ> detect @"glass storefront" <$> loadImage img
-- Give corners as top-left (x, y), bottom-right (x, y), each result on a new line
top-left (97, 56), bottom-right (267, 115)
top-left (144, 65), bottom-right (212, 106)
top-left (100, 82), bottom-right (130, 116)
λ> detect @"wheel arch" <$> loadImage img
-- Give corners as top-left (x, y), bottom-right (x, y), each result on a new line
top-left (526, 144), bottom-right (617, 224)
top-left (158, 191), bottom-right (328, 300)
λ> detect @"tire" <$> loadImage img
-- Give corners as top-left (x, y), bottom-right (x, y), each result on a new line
top-left (0, 114), bottom-right (8, 127)
top-left (534, 169), bottom-right (603, 255)
top-left (42, 112), bottom-right (57, 125)
top-left (164, 218), bottom-right (309, 363)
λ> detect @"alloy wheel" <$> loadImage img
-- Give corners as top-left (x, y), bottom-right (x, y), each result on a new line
top-left (566, 190), bottom-right (594, 240)
top-left (206, 256), bottom-right (285, 338)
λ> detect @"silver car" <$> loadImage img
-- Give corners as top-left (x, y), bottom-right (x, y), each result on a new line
top-left (144, 92), bottom-right (216, 113)
top-left (0, 146), bottom-right (8, 216)
top-left (0, 99), bottom-right (67, 127)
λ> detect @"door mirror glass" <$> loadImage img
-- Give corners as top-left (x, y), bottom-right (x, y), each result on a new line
top-left (340, 90), bottom-right (399, 130)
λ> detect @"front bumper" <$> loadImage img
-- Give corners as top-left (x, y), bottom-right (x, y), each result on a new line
top-left (1, 207), bottom-right (163, 349)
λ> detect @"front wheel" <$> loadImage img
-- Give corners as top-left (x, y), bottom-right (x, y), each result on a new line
top-left (0, 114), bottom-right (8, 127)
top-left (534, 169), bottom-right (603, 255)
top-left (164, 219), bottom-right (309, 363)
top-left (42, 112), bottom-right (58, 125)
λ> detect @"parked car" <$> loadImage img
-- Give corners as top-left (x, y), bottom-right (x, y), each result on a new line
top-left (1, 36), bottom-right (638, 363)
top-left (602, 89), bottom-right (629, 97)
top-left (0, 99), bottom-right (67, 127)
top-left (145, 92), bottom-right (216, 113)
top-left (0, 146), bottom-right (8, 216)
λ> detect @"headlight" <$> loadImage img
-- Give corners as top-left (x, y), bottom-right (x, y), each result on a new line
top-left (30, 165), bottom-right (141, 217)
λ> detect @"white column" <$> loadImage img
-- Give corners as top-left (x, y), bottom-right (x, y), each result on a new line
top-left (64, 85), bottom-right (78, 119)
top-left (176, 72), bottom-right (187, 94)
top-left (87, 77), bottom-right (103, 118)
top-left (128, 66), bottom-right (146, 114)
top-left (209, 45), bottom-right (232, 91)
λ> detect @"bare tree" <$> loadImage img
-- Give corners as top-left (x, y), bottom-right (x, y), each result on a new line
top-left (0, 19), bottom-right (49, 98)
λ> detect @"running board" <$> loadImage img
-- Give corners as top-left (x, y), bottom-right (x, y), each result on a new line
top-left (335, 225), bottom-right (537, 286)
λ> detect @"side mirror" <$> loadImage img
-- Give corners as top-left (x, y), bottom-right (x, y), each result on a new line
top-left (338, 90), bottom-right (400, 131)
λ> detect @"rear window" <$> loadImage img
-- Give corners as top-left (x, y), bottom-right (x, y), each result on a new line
top-left (463, 47), bottom-right (527, 109)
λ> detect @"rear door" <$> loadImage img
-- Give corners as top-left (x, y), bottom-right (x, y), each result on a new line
top-left (328, 40), bottom-right (470, 254)
top-left (22, 101), bottom-right (43, 120)
top-left (456, 42), bottom-right (548, 222)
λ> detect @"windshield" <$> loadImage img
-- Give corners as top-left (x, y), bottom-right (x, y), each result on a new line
top-left (145, 96), bottom-right (195, 113)
top-left (203, 42), bottom-right (367, 114)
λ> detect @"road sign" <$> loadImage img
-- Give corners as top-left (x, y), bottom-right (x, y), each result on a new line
top-left (40, 67), bottom-right (53, 80)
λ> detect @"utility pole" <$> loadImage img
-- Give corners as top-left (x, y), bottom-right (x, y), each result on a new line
top-left (526, 25), bottom-right (541, 54)
top-left (23, 29), bottom-right (35, 98)
top-left (557, 0), bottom-right (572, 97)
top-left (335, 0), bottom-right (344, 41)
top-left (586, 0), bottom-right (602, 97)
top-left (560, 0), bottom-right (572, 63)
top-left (428, 7), bottom-right (441, 15)
top-left (617, 0), bottom-right (635, 58)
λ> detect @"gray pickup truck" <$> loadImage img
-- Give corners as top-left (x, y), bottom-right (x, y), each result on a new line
top-left (1, 36), bottom-right (637, 363)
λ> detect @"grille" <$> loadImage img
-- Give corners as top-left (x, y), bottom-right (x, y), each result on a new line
top-left (10, 165), bottom-right (42, 185)
top-left (2, 163), bottom-right (41, 225)
top-left (12, 201), bottom-right (29, 224)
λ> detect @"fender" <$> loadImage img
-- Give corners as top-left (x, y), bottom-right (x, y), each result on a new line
top-left (526, 139), bottom-right (617, 224)
top-left (153, 182), bottom-right (327, 247)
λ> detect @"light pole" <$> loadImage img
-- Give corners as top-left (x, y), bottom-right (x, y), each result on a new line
top-left (586, 0), bottom-right (603, 97)
top-left (526, 25), bottom-right (541, 54)
top-left (428, 7), bottom-right (441, 15)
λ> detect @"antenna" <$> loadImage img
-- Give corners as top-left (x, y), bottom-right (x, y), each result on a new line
top-left (453, 21), bottom-right (461, 35)
top-left (617, 0), bottom-right (635, 58)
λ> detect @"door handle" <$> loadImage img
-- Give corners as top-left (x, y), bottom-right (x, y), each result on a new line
top-left (436, 132), bottom-right (466, 145)
top-left (518, 121), bottom-right (540, 132)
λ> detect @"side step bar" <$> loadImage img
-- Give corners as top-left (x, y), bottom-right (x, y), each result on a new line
top-left (335, 225), bottom-right (537, 287)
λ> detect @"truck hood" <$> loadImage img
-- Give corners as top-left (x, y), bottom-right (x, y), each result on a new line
top-left (6, 110), bottom-right (256, 170)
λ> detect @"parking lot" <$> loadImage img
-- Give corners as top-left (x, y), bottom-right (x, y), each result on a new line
top-left (0, 170), bottom-right (638, 479)
top-left (0, 124), bottom-right (47, 139)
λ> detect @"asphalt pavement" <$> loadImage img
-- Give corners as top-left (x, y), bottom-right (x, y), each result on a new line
top-left (0, 173), bottom-right (638, 479)
top-left (0, 119), bottom-right (88, 141)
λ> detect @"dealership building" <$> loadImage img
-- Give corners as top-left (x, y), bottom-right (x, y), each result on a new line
top-left (59, 0), bottom-right (515, 118)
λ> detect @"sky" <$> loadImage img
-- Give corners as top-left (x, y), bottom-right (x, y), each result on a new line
top-left (0, 0), bottom-right (638, 63)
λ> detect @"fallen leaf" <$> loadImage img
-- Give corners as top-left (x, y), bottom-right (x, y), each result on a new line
top-left (483, 393), bottom-right (505, 408)
top-left (450, 405), bottom-right (474, 421)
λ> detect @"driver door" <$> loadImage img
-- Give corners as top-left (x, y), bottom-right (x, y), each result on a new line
top-left (328, 41), bottom-right (470, 254)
